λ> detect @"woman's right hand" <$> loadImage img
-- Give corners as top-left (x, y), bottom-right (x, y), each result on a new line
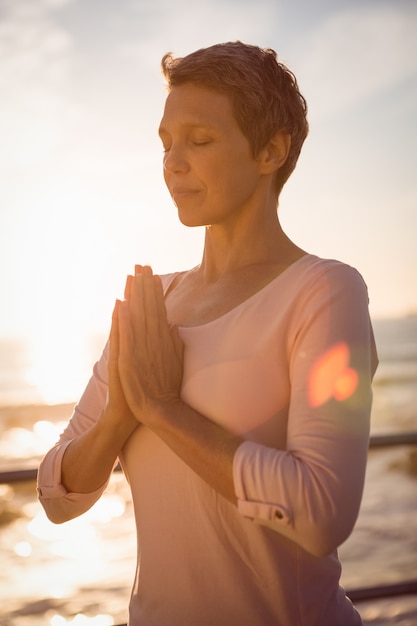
top-left (104, 292), bottom-right (139, 433)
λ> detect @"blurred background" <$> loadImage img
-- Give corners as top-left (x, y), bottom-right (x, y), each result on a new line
top-left (0, 0), bottom-right (416, 624)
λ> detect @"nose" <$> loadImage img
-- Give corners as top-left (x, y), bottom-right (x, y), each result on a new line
top-left (163, 143), bottom-right (190, 175)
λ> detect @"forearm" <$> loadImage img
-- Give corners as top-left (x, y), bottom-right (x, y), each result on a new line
top-left (146, 399), bottom-right (243, 504)
top-left (61, 407), bottom-right (138, 493)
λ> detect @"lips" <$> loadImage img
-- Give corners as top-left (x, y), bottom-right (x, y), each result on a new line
top-left (171, 187), bottom-right (201, 202)
top-left (171, 187), bottom-right (199, 196)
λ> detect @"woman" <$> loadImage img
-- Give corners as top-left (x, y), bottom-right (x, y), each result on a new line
top-left (38, 42), bottom-right (378, 625)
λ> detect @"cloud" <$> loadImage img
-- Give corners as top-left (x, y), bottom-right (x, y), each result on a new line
top-left (118, 0), bottom-right (280, 65)
top-left (0, 1), bottom-right (73, 85)
top-left (292, 2), bottom-right (417, 120)
top-left (0, 0), bottom-right (77, 168)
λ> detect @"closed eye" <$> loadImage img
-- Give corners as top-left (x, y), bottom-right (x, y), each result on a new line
top-left (162, 139), bottom-right (211, 153)
top-left (191, 139), bottom-right (213, 147)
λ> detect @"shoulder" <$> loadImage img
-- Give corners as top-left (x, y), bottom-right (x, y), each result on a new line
top-left (298, 254), bottom-right (366, 282)
top-left (283, 255), bottom-right (371, 325)
top-left (293, 254), bottom-right (369, 297)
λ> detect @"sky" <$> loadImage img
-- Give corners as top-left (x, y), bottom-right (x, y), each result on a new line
top-left (1, 0), bottom-right (417, 350)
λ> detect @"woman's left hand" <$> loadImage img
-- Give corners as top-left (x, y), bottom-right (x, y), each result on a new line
top-left (115, 265), bottom-right (184, 425)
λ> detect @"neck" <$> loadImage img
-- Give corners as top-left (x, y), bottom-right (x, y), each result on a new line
top-left (197, 206), bottom-right (303, 283)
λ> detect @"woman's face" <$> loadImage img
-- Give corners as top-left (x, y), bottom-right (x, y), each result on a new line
top-left (158, 83), bottom-right (265, 228)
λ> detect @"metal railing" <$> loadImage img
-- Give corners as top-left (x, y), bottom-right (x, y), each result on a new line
top-left (347, 579), bottom-right (417, 602)
top-left (0, 461), bottom-right (123, 484)
top-left (3, 431), bottom-right (417, 485)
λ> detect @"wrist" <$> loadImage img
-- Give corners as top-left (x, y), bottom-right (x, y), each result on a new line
top-left (99, 405), bottom-right (138, 442)
top-left (136, 396), bottom-right (184, 429)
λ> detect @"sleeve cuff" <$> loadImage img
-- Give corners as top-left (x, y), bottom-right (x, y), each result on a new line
top-left (37, 438), bottom-right (110, 501)
top-left (37, 438), bottom-right (74, 498)
top-left (236, 498), bottom-right (291, 525)
top-left (233, 440), bottom-right (292, 527)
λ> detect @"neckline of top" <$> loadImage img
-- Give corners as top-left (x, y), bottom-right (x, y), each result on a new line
top-left (164, 253), bottom-right (317, 331)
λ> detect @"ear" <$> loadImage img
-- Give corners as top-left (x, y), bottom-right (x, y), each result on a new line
top-left (258, 131), bottom-right (291, 175)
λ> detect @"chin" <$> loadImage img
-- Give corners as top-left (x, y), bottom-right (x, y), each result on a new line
top-left (177, 209), bottom-right (209, 228)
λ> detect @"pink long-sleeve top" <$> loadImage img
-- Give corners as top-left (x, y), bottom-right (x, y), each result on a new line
top-left (38, 254), bottom-right (378, 626)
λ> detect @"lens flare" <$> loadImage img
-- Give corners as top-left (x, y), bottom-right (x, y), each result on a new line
top-left (308, 342), bottom-right (358, 407)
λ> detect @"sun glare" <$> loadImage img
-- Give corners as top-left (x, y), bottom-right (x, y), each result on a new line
top-left (50, 614), bottom-right (114, 625)
top-left (26, 330), bottom-right (95, 404)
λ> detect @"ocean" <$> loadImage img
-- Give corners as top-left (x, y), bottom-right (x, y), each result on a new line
top-left (0, 317), bottom-right (416, 625)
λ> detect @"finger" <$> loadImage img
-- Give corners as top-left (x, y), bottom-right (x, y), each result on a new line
top-left (117, 300), bottom-right (135, 371)
top-left (129, 271), bottom-right (147, 346)
top-left (109, 300), bottom-right (121, 374)
top-left (130, 266), bottom-right (155, 338)
top-left (141, 269), bottom-right (170, 346)
top-left (170, 324), bottom-right (184, 362)
top-left (124, 274), bottom-right (134, 301)
top-left (153, 274), bottom-right (171, 332)
top-left (153, 274), bottom-right (166, 309)
top-left (134, 264), bottom-right (143, 276)
top-left (116, 301), bottom-right (143, 413)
